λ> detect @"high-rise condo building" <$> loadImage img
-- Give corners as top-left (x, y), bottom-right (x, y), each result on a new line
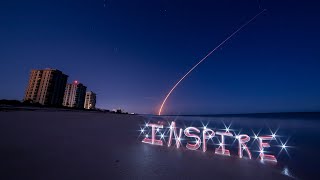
top-left (63, 81), bottom-right (87, 108)
top-left (84, 91), bottom-right (96, 109)
top-left (24, 68), bottom-right (68, 106)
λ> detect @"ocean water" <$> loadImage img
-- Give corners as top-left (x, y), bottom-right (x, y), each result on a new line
top-left (143, 113), bottom-right (320, 179)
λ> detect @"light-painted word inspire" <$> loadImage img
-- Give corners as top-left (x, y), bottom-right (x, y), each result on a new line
top-left (141, 121), bottom-right (277, 162)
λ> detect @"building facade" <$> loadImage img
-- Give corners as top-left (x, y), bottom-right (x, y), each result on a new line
top-left (63, 81), bottom-right (87, 108)
top-left (24, 68), bottom-right (68, 106)
top-left (84, 91), bottom-right (96, 109)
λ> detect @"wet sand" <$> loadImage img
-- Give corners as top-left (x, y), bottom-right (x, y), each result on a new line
top-left (0, 111), bottom-right (291, 179)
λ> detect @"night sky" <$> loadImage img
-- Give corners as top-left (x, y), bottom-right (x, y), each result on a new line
top-left (0, 0), bottom-right (319, 114)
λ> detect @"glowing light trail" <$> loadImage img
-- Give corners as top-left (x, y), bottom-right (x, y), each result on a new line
top-left (158, 9), bottom-right (267, 115)
top-left (139, 121), bottom-right (282, 163)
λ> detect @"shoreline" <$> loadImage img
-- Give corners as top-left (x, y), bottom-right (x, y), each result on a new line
top-left (0, 110), bottom-right (292, 179)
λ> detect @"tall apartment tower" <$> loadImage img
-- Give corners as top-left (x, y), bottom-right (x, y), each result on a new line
top-left (24, 68), bottom-right (68, 106)
top-left (63, 81), bottom-right (87, 108)
top-left (84, 91), bottom-right (96, 109)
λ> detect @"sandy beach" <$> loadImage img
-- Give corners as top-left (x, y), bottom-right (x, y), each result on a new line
top-left (0, 110), bottom-right (293, 180)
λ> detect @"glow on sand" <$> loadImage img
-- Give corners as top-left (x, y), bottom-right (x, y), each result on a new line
top-left (141, 121), bottom-right (278, 163)
top-left (158, 9), bottom-right (266, 115)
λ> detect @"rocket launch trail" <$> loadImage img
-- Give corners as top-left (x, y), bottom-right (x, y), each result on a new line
top-left (158, 9), bottom-right (267, 115)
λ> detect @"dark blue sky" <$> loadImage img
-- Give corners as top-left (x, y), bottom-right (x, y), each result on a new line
top-left (1, 0), bottom-right (319, 114)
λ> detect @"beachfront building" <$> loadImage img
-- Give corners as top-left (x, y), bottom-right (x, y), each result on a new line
top-left (24, 68), bottom-right (68, 106)
top-left (84, 91), bottom-right (96, 109)
top-left (63, 81), bottom-right (87, 108)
